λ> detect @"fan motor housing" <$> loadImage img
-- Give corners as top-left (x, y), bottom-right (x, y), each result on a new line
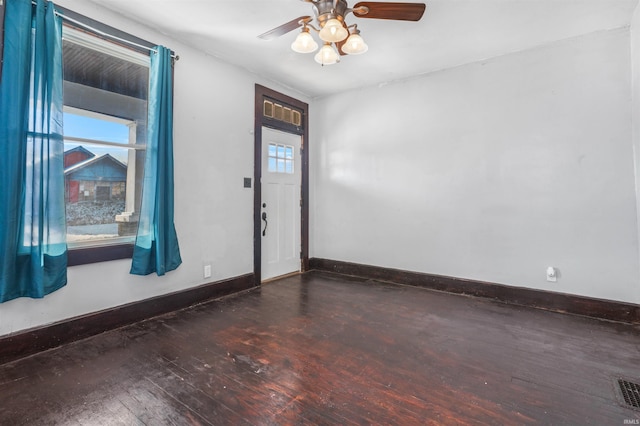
top-left (313, 0), bottom-right (349, 27)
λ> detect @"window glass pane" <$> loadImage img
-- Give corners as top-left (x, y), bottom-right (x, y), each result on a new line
top-left (64, 113), bottom-right (129, 144)
top-left (64, 141), bottom-right (131, 244)
top-left (268, 143), bottom-right (295, 174)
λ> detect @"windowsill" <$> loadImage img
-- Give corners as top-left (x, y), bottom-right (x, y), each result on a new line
top-left (67, 235), bottom-right (135, 250)
top-left (68, 243), bottom-right (134, 266)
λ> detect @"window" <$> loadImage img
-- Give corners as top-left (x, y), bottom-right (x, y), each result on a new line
top-left (62, 25), bottom-right (149, 253)
top-left (263, 100), bottom-right (302, 127)
top-left (63, 108), bottom-right (143, 246)
top-left (268, 143), bottom-right (294, 174)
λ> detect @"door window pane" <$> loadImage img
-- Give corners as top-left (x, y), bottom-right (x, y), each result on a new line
top-left (268, 143), bottom-right (294, 174)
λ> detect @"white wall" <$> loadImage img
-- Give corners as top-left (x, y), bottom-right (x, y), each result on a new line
top-left (311, 28), bottom-right (640, 303)
top-left (0, 0), bottom-right (309, 337)
top-left (632, 5), bottom-right (640, 275)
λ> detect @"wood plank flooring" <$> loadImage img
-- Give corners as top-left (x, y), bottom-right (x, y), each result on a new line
top-left (1, 271), bottom-right (640, 425)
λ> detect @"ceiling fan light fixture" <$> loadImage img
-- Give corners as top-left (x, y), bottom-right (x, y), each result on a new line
top-left (319, 18), bottom-right (348, 42)
top-left (314, 43), bottom-right (339, 65)
top-left (342, 29), bottom-right (368, 55)
top-left (259, 1), bottom-right (426, 65)
top-left (291, 28), bottom-right (318, 53)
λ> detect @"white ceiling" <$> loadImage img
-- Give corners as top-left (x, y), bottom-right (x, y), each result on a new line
top-left (86, 0), bottom-right (638, 99)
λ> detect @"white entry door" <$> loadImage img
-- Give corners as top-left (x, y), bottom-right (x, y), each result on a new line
top-left (261, 127), bottom-right (302, 281)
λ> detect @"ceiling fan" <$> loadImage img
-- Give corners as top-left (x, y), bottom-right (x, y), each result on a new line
top-left (258, 0), bottom-right (426, 65)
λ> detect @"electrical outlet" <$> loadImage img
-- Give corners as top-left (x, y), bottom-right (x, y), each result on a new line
top-left (203, 264), bottom-right (212, 279)
top-left (546, 266), bottom-right (557, 282)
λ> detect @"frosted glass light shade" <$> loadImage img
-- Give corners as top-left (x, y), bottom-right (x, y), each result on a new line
top-left (319, 18), bottom-right (348, 42)
top-left (314, 44), bottom-right (339, 65)
top-left (291, 31), bottom-right (318, 53)
top-left (342, 33), bottom-right (368, 55)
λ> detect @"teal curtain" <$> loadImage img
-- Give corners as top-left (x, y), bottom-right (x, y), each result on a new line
top-left (0, 0), bottom-right (66, 302)
top-left (131, 46), bottom-right (182, 276)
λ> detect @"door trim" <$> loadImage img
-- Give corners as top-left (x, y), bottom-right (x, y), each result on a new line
top-left (254, 85), bottom-right (309, 284)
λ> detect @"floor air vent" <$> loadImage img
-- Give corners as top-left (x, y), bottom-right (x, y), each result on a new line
top-left (616, 378), bottom-right (640, 410)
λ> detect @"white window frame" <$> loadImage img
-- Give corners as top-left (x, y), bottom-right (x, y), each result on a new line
top-left (63, 26), bottom-right (149, 67)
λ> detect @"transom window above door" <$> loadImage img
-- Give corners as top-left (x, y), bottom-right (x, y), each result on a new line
top-left (263, 100), bottom-right (302, 127)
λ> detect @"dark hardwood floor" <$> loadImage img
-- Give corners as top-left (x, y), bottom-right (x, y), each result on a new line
top-left (1, 271), bottom-right (640, 425)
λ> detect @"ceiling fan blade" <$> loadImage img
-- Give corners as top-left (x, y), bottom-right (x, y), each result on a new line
top-left (258, 16), bottom-right (312, 40)
top-left (352, 2), bottom-right (426, 21)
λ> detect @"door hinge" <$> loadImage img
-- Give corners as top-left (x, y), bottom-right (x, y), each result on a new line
top-left (300, 251), bottom-right (303, 259)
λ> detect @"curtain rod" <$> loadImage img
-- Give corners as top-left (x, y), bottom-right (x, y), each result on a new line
top-left (33, 1), bottom-right (179, 60)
